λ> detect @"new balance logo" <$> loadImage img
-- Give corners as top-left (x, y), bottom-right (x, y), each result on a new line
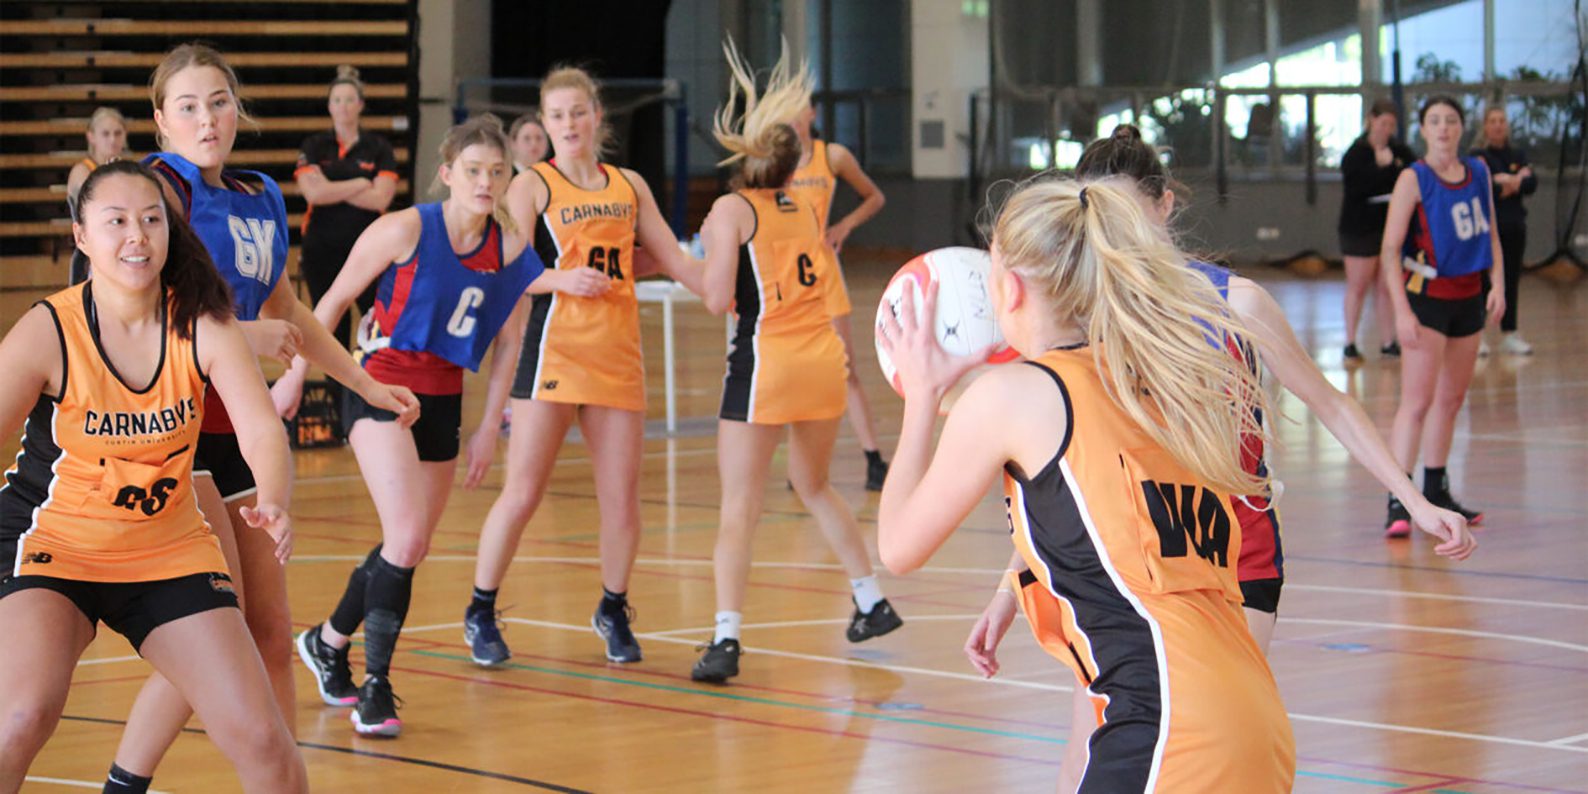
top-left (542, 380), bottom-right (559, 391)
top-left (23, 552), bottom-right (52, 565)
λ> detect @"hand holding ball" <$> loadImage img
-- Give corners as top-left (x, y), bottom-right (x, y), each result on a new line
top-left (874, 247), bottom-right (1016, 400)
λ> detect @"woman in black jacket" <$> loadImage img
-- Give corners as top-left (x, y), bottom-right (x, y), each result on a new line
top-left (1472, 106), bottom-right (1537, 355)
top-left (1338, 98), bottom-right (1417, 362)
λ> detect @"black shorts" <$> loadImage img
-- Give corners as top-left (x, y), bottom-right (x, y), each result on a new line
top-left (193, 431), bottom-right (257, 501)
top-left (343, 390), bottom-right (462, 462)
top-left (0, 572), bottom-right (238, 652)
top-left (1239, 577), bottom-right (1283, 615)
top-left (1406, 290), bottom-right (1485, 338)
top-left (1338, 230), bottom-right (1383, 258)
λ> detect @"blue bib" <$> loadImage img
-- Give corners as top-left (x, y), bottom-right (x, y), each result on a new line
top-left (1403, 158), bottom-right (1495, 279)
top-left (145, 153), bottom-right (287, 320)
top-left (367, 203), bottom-right (545, 371)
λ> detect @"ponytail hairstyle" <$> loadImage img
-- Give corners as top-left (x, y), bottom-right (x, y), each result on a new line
top-left (431, 113), bottom-right (518, 234)
top-left (328, 64), bottom-right (365, 101)
top-left (1075, 124), bottom-right (1176, 202)
top-left (149, 42), bottom-right (257, 149)
top-left (991, 176), bottom-right (1271, 495)
top-left (713, 37), bottom-right (808, 189)
top-left (540, 66), bottom-right (614, 158)
top-left (73, 161), bottom-right (234, 339)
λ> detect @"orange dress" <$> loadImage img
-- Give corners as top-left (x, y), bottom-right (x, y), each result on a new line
top-left (1005, 348), bottom-right (1295, 793)
top-left (1, 283), bottom-right (225, 583)
top-left (719, 188), bottom-right (848, 425)
top-left (785, 140), bottom-right (852, 317)
top-left (511, 161), bottom-right (645, 411)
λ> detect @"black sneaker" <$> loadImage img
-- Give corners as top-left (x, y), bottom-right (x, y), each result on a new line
top-left (1428, 491), bottom-right (1484, 526)
top-left (691, 638), bottom-right (742, 683)
top-left (1381, 341), bottom-right (1401, 358)
top-left (592, 602), bottom-right (642, 663)
top-left (350, 675), bottom-right (402, 737)
top-left (846, 598), bottom-right (904, 642)
top-left (297, 624), bottom-right (358, 707)
top-left (463, 607), bottom-right (511, 667)
top-left (1385, 495), bottom-right (1411, 539)
top-left (1343, 343), bottom-right (1363, 362)
top-left (864, 455), bottom-right (889, 492)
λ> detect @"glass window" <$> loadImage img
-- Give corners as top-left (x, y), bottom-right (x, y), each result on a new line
top-left (1380, 0), bottom-right (1483, 84)
top-left (1494, 0), bottom-right (1578, 79)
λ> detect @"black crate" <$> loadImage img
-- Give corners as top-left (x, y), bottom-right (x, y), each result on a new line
top-left (284, 379), bottom-right (345, 449)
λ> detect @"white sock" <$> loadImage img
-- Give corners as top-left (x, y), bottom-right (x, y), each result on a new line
top-left (850, 575), bottom-right (884, 613)
top-left (713, 611), bottom-right (742, 643)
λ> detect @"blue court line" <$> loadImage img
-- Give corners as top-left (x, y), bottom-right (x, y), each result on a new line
top-left (406, 649), bottom-right (1470, 792)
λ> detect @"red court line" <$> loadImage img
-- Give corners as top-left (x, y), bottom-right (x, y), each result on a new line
top-left (70, 674), bottom-right (151, 687)
top-left (386, 662), bottom-right (1061, 767)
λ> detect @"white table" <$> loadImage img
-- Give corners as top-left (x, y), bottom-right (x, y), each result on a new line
top-left (634, 279), bottom-right (731, 434)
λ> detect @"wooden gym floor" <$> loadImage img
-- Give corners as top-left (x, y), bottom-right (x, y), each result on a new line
top-left (4, 259), bottom-right (1586, 793)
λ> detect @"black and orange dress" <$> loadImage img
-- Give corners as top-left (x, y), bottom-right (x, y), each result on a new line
top-left (785, 139), bottom-right (852, 317)
top-left (720, 188), bottom-right (848, 425)
top-left (511, 161), bottom-right (645, 411)
top-left (0, 283), bottom-right (235, 650)
top-left (1005, 347), bottom-right (1294, 792)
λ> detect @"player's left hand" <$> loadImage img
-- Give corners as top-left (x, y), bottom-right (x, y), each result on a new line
top-left (462, 426), bottom-right (497, 489)
top-left (1408, 499), bottom-right (1477, 560)
top-left (877, 277), bottom-right (990, 404)
top-left (363, 383), bottom-right (421, 430)
top-left (240, 503), bottom-right (293, 564)
top-left (1485, 288), bottom-right (1506, 328)
top-left (270, 371), bottom-right (305, 420)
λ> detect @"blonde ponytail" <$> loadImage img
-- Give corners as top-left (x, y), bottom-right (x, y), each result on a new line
top-left (993, 176), bottom-right (1271, 496)
top-left (713, 37), bottom-right (810, 188)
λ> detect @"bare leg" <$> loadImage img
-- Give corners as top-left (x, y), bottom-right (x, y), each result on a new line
top-left (786, 417), bottom-right (874, 579)
top-left (1342, 255), bottom-right (1379, 348)
top-left (1243, 607), bottom-right (1278, 655)
top-left (471, 399), bottom-right (576, 592)
top-left (712, 420), bottom-right (782, 614)
top-left (139, 608), bottom-right (307, 793)
top-left (1420, 332), bottom-right (1482, 467)
top-left (577, 405), bottom-right (645, 594)
top-left (0, 589), bottom-right (96, 790)
top-left (228, 493), bottom-right (297, 734)
top-left (1387, 332), bottom-right (1448, 471)
top-left (1057, 682), bottom-right (1094, 794)
top-left (113, 476), bottom-right (244, 776)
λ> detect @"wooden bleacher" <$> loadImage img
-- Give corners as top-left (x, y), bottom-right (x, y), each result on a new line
top-left (0, 0), bottom-right (419, 293)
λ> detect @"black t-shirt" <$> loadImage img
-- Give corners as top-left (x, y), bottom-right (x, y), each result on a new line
top-left (1337, 134), bottom-right (1418, 236)
top-left (1471, 145), bottom-right (1536, 229)
top-left (295, 130), bottom-right (398, 254)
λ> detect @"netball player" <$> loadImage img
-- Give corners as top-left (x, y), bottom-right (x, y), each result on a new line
top-left (66, 107), bottom-right (131, 284)
top-left (689, 42), bottom-right (903, 684)
top-left (786, 90), bottom-right (890, 490)
top-left (1338, 99), bottom-right (1417, 361)
top-left (104, 43), bottom-right (418, 789)
top-left (0, 161), bottom-right (306, 793)
top-left (509, 112), bottom-right (550, 174)
top-left (459, 66), bottom-right (701, 667)
top-left (288, 114), bottom-right (593, 736)
top-left (1380, 96), bottom-right (1504, 534)
top-left (963, 128), bottom-right (1473, 792)
top-left (880, 177), bottom-right (1301, 791)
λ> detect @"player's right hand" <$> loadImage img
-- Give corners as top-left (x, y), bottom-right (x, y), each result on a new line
top-left (964, 587), bottom-right (1020, 678)
top-left (242, 319), bottom-right (303, 365)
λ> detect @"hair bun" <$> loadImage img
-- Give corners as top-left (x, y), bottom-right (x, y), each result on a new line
top-left (336, 64), bottom-right (360, 81)
top-left (1111, 124), bottom-right (1143, 142)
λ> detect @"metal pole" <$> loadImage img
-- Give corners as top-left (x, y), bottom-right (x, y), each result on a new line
top-left (821, 0), bottom-right (836, 138)
top-left (671, 84), bottom-right (689, 238)
top-left (1392, 0), bottom-right (1406, 136)
top-left (1305, 90), bottom-right (1317, 205)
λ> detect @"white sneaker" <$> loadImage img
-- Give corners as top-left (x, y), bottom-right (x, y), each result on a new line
top-left (1500, 333), bottom-right (1534, 356)
top-left (1477, 338), bottom-right (1491, 357)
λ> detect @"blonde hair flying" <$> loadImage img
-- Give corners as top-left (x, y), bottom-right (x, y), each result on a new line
top-left (992, 176), bottom-right (1272, 495)
top-left (714, 37), bottom-right (812, 188)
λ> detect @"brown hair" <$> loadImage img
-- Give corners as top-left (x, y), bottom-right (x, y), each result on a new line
top-left (432, 113), bottom-right (517, 233)
top-left (540, 66), bottom-right (614, 157)
top-left (328, 64), bottom-right (365, 101)
top-left (1075, 124), bottom-right (1172, 201)
top-left (1368, 98), bottom-right (1398, 119)
top-left (148, 43), bottom-right (256, 148)
top-left (509, 111), bottom-right (544, 140)
top-left (74, 161), bottom-right (235, 338)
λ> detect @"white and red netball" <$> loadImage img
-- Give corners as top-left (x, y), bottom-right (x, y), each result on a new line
top-left (874, 246), bottom-right (1016, 397)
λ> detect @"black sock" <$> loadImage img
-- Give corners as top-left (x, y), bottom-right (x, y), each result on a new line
top-left (1423, 466), bottom-right (1449, 497)
top-left (600, 587), bottom-right (627, 614)
top-left (329, 544), bottom-right (384, 637)
top-left (468, 586), bottom-right (498, 616)
top-left (864, 449), bottom-right (884, 465)
top-left (362, 554), bottom-right (415, 679)
top-left (103, 764), bottom-right (152, 794)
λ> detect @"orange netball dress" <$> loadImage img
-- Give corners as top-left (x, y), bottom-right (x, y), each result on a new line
top-left (1004, 347), bottom-right (1295, 793)
top-left (0, 283), bottom-right (224, 583)
top-left (719, 188), bottom-right (848, 425)
top-left (785, 139), bottom-right (851, 317)
top-left (511, 161), bottom-right (644, 411)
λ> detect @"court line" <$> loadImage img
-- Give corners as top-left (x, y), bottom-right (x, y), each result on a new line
top-left (1285, 555), bottom-right (1588, 586)
top-left (289, 554), bottom-right (1588, 612)
top-left (23, 778), bottom-right (169, 793)
top-left (439, 618), bottom-right (1588, 756)
top-left (75, 654), bottom-right (141, 667)
top-left (1281, 618), bottom-right (1588, 654)
top-left (643, 613), bottom-right (982, 637)
top-left (1546, 731), bottom-right (1588, 745)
